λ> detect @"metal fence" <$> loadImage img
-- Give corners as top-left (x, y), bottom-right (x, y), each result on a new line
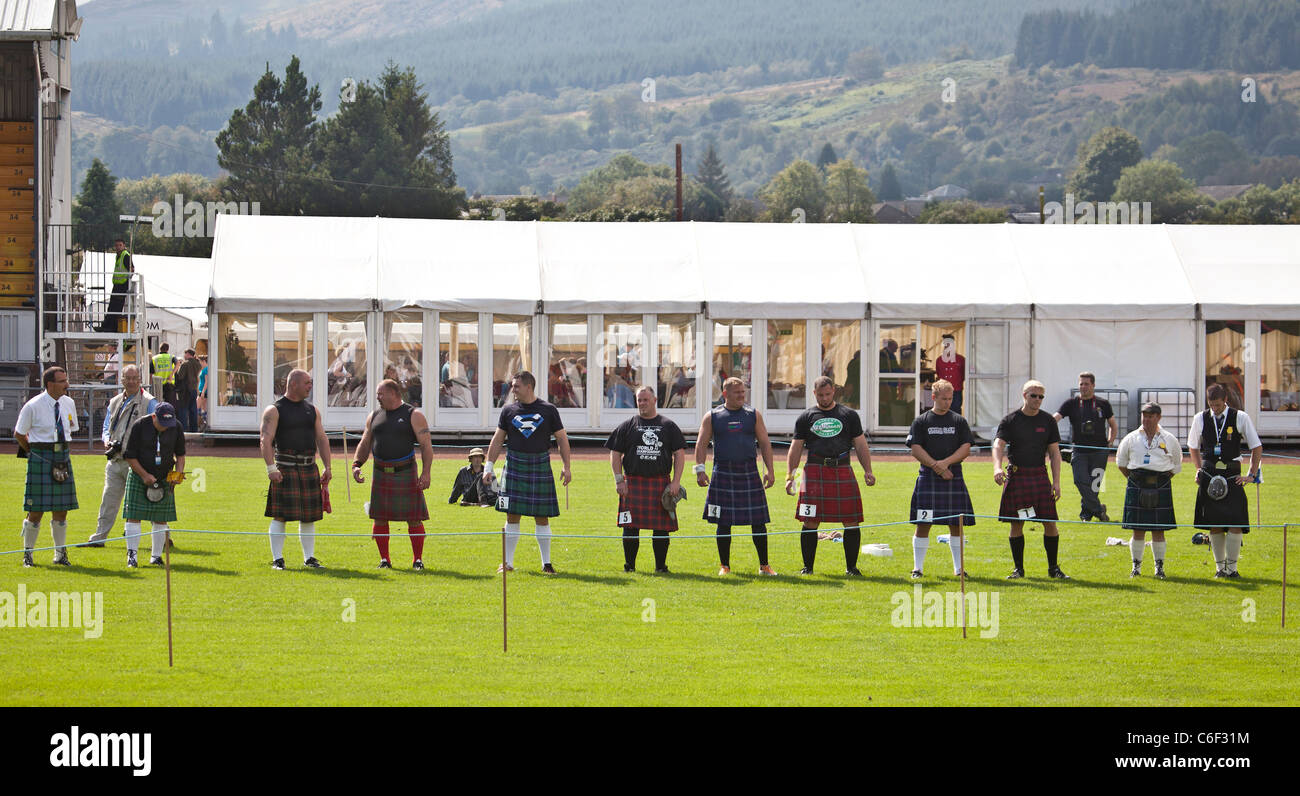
top-left (41, 224), bottom-right (146, 335)
top-left (0, 383), bottom-right (121, 451)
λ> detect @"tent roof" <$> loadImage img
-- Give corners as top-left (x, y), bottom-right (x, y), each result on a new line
top-left (207, 217), bottom-right (1300, 320)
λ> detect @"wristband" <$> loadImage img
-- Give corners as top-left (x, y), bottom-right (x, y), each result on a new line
top-left (352, 460), bottom-right (364, 469)
top-left (614, 474), bottom-right (626, 483)
top-left (266, 464), bottom-right (279, 476)
top-left (692, 463), bottom-right (706, 475)
top-left (484, 461), bottom-right (494, 475)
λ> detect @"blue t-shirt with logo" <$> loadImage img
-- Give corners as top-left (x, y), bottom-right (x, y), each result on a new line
top-left (498, 399), bottom-right (564, 453)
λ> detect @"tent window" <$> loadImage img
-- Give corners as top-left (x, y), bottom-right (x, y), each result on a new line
top-left (384, 311), bottom-right (424, 408)
top-left (272, 314), bottom-right (313, 400)
top-left (547, 315), bottom-right (586, 409)
top-left (439, 313), bottom-right (478, 409)
top-left (1205, 321), bottom-right (1245, 410)
top-left (821, 320), bottom-right (860, 410)
top-left (327, 313), bottom-right (368, 408)
top-left (657, 314), bottom-right (696, 409)
top-left (1261, 320), bottom-right (1300, 413)
top-left (492, 315), bottom-right (532, 408)
top-left (877, 322), bottom-right (917, 427)
top-left (766, 320), bottom-right (806, 411)
top-left (711, 321), bottom-right (752, 406)
top-left (919, 321), bottom-right (965, 412)
top-left (217, 314), bottom-right (257, 407)
top-left (601, 314), bottom-right (644, 409)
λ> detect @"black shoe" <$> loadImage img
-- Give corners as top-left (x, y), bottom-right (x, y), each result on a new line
top-left (953, 570), bottom-right (969, 578)
top-left (378, 559), bottom-right (392, 569)
top-left (1006, 568), bottom-right (1025, 579)
top-left (624, 564), bottom-right (636, 573)
top-left (845, 567), bottom-right (862, 577)
top-left (1097, 509), bottom-right (1111, 523)
top-left (1048, 566), bottom-right (1070, 580)
top-left (798, 567), bottom-right (814, 576)
top-left (1155, 565), bottom-right (1166, 580)
top-left (149, 556), bottom-right (164, 566)
top-left (412, 559), bottom-right (424, 571)
top-left (1130, 564), bottom-right (1141, 578)
top-left (910, 569), bottom-right (923, 580)
top-left (1227, 570), bottom-right (1241, 579)
top-left (23, 552), bottom-right (34, 568)
top-left (271, 558), bottom-right (286, 570)
top-left (304, 557), bottom-right (323, 569)
top-left (127, 551), bottom-right (137, 568)
top-left (1214, 569), bottom-right (1228, 578)
top-left (654, 566), bottom-right (671, 575)
top-left (85, 541), bottom-right (106, 548)
top-left (1079, 512), bottom-right (1091, 523)
top-left (541, 563), bottom-right (557, 574)
top-left (52, 553), bottom-right (71, 566)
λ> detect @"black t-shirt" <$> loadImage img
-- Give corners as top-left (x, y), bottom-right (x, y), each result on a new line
top-left (274, 397), bottom-right (317, 452)
top-left (123, 416), bottom-right (186, 480)
top-left (497, 399), bottom-right (564, 453)
top-left (605, 415), bottom-right (687, 477)
top-left (906, 409), bottom-right (973, 462)
top-left (1057, 396), bottom-right (1113, 445)
top-left (996, 409), bottom-right (1060, 467)
top-left (793, 403), bottom-right (863, 459)
top-left (372, 402), bottom-right (417, 461)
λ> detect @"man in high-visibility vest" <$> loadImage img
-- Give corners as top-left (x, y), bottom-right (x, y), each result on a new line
top-left (151, 343), bottom-right (179, 405)
top-left (95, 238), bottom-right (134, 333)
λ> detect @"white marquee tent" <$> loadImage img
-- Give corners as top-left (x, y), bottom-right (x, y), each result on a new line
top-left (205, 216), bottom-right (1300, 440)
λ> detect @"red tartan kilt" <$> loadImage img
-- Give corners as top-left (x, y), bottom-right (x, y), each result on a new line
top-left (618, 474), bottom-right (677, 532)
top-left (998, 466), bottom-right (1059, 522)
top-left (368, 461), bottom-right (429, 522)
top-left (265, 462), bottom-right (324, 522)
top-left (795, 463), bottom-right (863, 525)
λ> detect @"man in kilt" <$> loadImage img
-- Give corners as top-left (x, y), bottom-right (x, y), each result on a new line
top-left (1188, 384), bottom-right (1262, 579)
top-left (261, 369), bottom-right (332, 570)
top-left (352, 379), bottom-right (434, 570)
top-left (695, 377), bottom-right (778, 576)
top-left (606, 385), bottom-right (687, 573)
top-left (14, 367), bottom-right (79, 567)
top-left (993, 380), bottom-right (1067, 580)
top-left (1116, 402), bottom-right (1182, 579)
top-left (785, 376), bottom-right (875, 576)
top-left (483, 371), bottom-right (572, 574)
top-left (906, 379), bottom-right (975, 579)
top-left (121, 402), bottom-right (186, 567)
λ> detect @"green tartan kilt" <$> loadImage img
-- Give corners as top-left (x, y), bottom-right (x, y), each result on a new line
top-left (23, 449), bottom-right (78, 512)
top-left (496, 450), bottom-right (560, 518)
top-left (123, 471), bottom-right (178, 523)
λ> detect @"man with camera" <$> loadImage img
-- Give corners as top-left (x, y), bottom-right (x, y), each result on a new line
top-left (1053, 371), bottom-right (1118, 523)
top-left (121, 402), bottom-right (186, 567)
top-left (88, 364), bottom-right (157, 547)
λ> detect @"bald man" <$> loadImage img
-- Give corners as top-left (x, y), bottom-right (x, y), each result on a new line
top-left (261, 369), bottom-right (332, 570)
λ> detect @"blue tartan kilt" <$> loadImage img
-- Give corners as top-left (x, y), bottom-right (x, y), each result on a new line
top-left (123, 471), bottom-right (178, 523)
top-left (909, 466), bottom-right (975, 526)
top-left (1121, 471), bottom-right (1176, 532)
top-left (23, 449), bottom-right (78, 512)
top-left (497, 449), bottom-right (560, 518)
top-left (703, 459), bottom-right (770, 526)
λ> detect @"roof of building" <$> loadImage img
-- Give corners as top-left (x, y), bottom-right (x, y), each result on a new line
top-left (0, 1), bottom-right (74, 37)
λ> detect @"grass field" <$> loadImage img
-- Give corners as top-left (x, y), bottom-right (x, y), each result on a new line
top-left (2, 452), bottom-right (1297, 706)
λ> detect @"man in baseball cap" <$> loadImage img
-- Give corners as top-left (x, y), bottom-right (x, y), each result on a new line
top-left (449, 447), bottom-right (494, 506)
top-left (121, 402), bottom-right (186, 567)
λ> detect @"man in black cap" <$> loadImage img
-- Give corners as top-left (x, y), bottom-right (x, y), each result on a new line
top-left (122, 402), bottom-right (186, 567)
top-left (1053, 371), bottom-right (1118, 523)
top-left (1115, 402), bottom-right (1182, 579)
top-left (449, 447), bottom-right (495, 506)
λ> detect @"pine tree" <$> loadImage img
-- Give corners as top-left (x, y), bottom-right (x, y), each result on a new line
top-left (816, 142), bottom-right (838, 171)
top-left (72, 158), bottom-right (122, 234)
top-left (696, 142), bottom-right (732, 209)
top-left (878, 162), bottom-right (903, 201)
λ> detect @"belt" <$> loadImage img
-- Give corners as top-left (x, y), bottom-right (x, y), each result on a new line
top-left (807, 454), bottom-right (852, 467)
top-left (275, 451), bottom-right (317, 466)
top-left (29, 442), bottom-right (66, 452)
top-left (1129, 470), bottom-right (1171, 487)
top-left (375, 457), bottom-right (415, 474)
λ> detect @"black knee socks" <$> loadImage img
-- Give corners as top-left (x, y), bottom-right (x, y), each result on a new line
top-left (800, 529), bottom-right (818, 569)
top-left (623, 527), bottom-right (640, 568)
top-left (651, 533), bottom-right (669, 570)
top-left (1010, 535), bottom-right (1025, 570)
top-left (1044, 534), bottom-right (1059, 569)
top-left (752, 523), bottom-right (769, 566)
top-left (717, 524), bottom-right (731, 567)
top-left (843, 528), bottom-right (861, 569)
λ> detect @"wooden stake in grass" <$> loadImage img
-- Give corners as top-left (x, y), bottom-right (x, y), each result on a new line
top-left (1283, 523), bottom-right (1289, 630)
top-left (342, 427), bottom-right (351, 503)
top-left (165, 529), bottom-right (174, 668)
top-left (960, 530), bottom-right (967, 640)
top-left (502, 525), bottom-right (508, 653)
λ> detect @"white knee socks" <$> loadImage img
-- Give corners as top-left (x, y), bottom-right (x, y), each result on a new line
top-left (269, 519), bottom-right (286, 560)
top-left (1210, 532), bottom-right (1227, 570)
top-left (912, 536), bottom-right (929, 572)
top-left (1129, 538), bottom-right (1144, 565)
top-left (50, 520), bottom-right (67, 555)
top-left (1152, 540), bottom-right (1166, 568)
top-left (948, 534), bottom-right (964, 574)
top-left (1225, 532), bottom-right (1243, 574)
top-left (536, 523), bottom-right (552, 565)
top-left (503, 523), bottom-right (521, 566)
top-left (125, 521), bottom-right (143, 553)
top-left (299, 521), bottom-right (316, 561)
top-left (151, 522), bottom-right (169, 559)
top-left (22, 519), bottom-right (38, 551)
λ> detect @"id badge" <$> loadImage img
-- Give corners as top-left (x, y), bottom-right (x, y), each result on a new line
top-left (1213, 445), bottom-right (1221, 457)
top-left (1142, 454), bottom-right (1151, 465)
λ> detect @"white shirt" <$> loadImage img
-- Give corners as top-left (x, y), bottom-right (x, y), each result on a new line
top-left (1116, 426), bottom-right (1182, 474)
top-left (1187, 407), bottom-right (1262, 455)
top-left (15, 391), bottom-right (80, 443)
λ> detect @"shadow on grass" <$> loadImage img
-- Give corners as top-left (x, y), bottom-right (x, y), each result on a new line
top-left (27, 564), bottom-right (141, 579)
top-left (516, 570), bottom-right (631, 585)
top-left (291, 567), bottom-right (384, 580)
top-left (404, 568), bottom-right (494, 581)
top-left (162, 563), bottom-right (241, 577)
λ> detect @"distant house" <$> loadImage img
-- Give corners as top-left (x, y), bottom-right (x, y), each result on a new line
top-left (1197, 184), bottom-right (1252, 202)
top-left (920, 184), bottom-right (970, 201)
top-left (1011, 212), bottom-right (1044, 224)
top-left (871, 202), bottom-right (916, 223)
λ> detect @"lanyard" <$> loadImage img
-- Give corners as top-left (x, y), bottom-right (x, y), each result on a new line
top-left (1211, 410), bottom-right (1228, 443)
top-left (112, 395), bottom-right (139, 438)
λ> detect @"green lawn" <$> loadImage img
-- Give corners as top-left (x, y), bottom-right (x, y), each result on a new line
top-left (1, 454), bottom-right (1296, 706)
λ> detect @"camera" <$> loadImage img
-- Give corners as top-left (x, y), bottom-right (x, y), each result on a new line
top-left (105, 441), bottom-right (123, 460)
